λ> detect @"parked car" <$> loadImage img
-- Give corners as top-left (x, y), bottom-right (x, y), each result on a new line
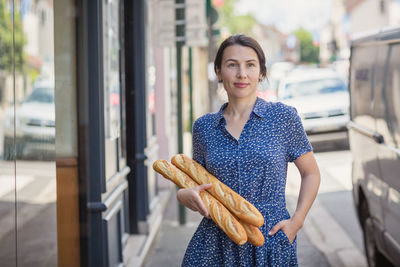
top-left (3, 79), bottom-right (55, 160)
top-left (348, 27), bottom-right (400, 267)
top-left (277, 68), bottom-right (350, 147)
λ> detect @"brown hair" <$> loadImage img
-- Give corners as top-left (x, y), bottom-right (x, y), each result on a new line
top-left (214, 34), bottom-right (267, 81)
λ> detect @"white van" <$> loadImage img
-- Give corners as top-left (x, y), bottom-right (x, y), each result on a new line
top-left (348, 27), bottom-right (400, 267)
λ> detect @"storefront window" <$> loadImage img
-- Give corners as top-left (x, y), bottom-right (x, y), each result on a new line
top-left (145, 0), bottom-right (158, 209)
top-left (0, 0), bottom-right (57, 265)
top-left (103, 0), bottom-right (126, 181)
top-left (104, 0), bottom-right (121, 140)
top-left (16, 0), bottom-right (57, 264)
top-left (0, 0), bottom-right (16, 265)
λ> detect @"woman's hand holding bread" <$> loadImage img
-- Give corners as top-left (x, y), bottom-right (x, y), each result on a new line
top-left (177, 184), bottom-right (212, 219)
top-left (153, 159), bottom-right (248, 245)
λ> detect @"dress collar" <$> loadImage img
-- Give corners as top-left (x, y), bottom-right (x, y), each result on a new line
top-left (214, 97), bottom-right (266, 128)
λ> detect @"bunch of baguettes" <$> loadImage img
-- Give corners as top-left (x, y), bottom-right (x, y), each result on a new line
top-left (152, 154), bottom-right (265, 246)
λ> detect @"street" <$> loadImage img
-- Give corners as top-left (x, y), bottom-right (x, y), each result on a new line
top-left (287, 149), bottom-right (366, 267)
top-left (144, 149), bottom-right (367, 267)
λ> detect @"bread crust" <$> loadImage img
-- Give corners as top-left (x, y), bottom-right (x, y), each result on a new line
top-left (153, 159), bottom-right (248, 245)
top-left (240, 220), bottom-right (265, 247)
top-left (171, 154), bottom-right (265, 227)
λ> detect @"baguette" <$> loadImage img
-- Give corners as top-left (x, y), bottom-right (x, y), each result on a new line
top-left (240, 220), bottom-right (265, 247)
top-left (153, 159), bottom-right (248, 245)
top-left (171, 154), bottom-right (265, 227)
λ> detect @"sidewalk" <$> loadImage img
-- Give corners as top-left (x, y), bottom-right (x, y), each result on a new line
top-left (143, 187), bottom-right (330, 267)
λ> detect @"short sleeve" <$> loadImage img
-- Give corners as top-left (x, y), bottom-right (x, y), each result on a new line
top-left (192, 119), bottom-right (206, 167)
top-left (284, 106), bottom-right (313, 162)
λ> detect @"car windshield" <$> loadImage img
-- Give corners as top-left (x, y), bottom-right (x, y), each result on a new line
top-left (283, 78), bottom-right (347, 99)
top-left (25, 87), bottom-right (54, 103)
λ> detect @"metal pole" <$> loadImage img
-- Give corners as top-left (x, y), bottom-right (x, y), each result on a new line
top-left (206, 0), bottom-right (217, 112)
top-left (176, 0), bottom-right (186, 225)
top-left (189, 47), bottom-right (193, 134)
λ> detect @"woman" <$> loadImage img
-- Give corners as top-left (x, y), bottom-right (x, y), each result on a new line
top-left (177, 34), bottom-right (320, 266)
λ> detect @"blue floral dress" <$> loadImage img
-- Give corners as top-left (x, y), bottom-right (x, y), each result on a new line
top-left (181, 97), bottom-right (313, 267)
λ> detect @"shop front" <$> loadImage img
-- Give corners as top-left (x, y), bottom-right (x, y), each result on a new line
top-left (0, 0), bottom-right (172, 266)
top-left (0, 0), bottom-right (210, 265)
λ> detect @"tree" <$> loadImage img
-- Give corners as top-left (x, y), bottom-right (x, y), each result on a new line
top-left (217, 0), bottom-right (257, 36)
top-left (294, 28), bottom-right (319, 64)
top-left (0, 0), bottom-right (26, 72)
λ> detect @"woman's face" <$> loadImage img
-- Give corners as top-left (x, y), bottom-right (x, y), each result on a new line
top-left (216, 45), bottom-right (262, 100)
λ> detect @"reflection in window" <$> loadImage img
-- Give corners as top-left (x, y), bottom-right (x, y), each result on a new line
top-left (103, 0), bottom-right (121, 139)
top-left (25, 87), bottom-right (54, 103)
top-left (2, 0), bottom-right (58, 266)
top-left (0, 0), bottom-right (17, 264)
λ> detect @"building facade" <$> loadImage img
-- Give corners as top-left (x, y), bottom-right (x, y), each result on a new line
top-left (0, 0), bottom-right (209, 266)
top-left (319, 0), bottom-right (400, 66)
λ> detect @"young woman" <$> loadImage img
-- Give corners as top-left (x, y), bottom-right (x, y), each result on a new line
top-left (177, 34), bottom-right (320, 266)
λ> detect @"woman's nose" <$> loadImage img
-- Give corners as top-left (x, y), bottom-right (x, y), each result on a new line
top-left (236, 67), bottom-right (246, 78)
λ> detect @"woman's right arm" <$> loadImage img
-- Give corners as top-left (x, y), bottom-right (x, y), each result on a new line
top-left (177, 184), bottom-right (212, 218)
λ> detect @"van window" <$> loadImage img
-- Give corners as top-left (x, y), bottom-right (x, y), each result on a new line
top-left (373, 45), bottom-right (391, 144)
top-left (384, 44), bottom-right (400, 148)
top-left (350, 46), bottom-right (376, 127)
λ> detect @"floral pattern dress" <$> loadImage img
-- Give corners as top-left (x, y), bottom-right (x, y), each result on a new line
top-left (181, 97), bottom-right (312, 267)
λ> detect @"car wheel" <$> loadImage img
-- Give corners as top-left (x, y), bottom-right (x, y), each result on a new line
top-left (361, 202), bottom-right (393, 267)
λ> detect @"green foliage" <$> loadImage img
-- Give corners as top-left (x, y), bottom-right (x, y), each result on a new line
top-left (229, 14), bottom-right (256, 35)
top-left (217, 0), bottom-right (257, 36)
top-left (13, 12), bottom-right (26, 72)
top-left (0, 0), bottom-right (26, 72)
top-left (294, 28), bottom-right (319, 63)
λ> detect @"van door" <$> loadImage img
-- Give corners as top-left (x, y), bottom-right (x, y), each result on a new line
top-left (374, 42), bottom-right (400, 263)
top-left (349, 44), bottom-right (384, 227)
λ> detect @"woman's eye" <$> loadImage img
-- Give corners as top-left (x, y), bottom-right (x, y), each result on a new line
top-left (228, 63), bottom-right (237, 67)
top-left (248, 63), bottom-right (256, 67)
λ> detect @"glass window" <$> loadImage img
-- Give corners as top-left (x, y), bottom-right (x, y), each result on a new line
top-left (385, 44), bottom-right (400, 148)
top-left (103, 0), bottom-right (123, 180)
top-left (0, 1), bottom-right (16, 265)
top-left (103, 0), bottom-right (121, 140)
top-left (350, 45), bottom-right (377, 127)
top-left (15, 0), bottom-right (57, 265)
top-left (145, 0), bottom-right (158, 210)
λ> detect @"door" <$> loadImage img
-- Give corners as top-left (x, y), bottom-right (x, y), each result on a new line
top-left (349, 44), bottom-right (384, 226)
top-left (77, 1), bottom-right (130, 266)
top-left (375, 42), bottom-right (400, 263)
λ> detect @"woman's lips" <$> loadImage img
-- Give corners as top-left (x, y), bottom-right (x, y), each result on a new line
top-left (234, 82), bottom-right (249, 88)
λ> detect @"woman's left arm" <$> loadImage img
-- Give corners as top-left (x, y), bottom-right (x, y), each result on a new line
top-left (268, 151), bottom-right (321, 242)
